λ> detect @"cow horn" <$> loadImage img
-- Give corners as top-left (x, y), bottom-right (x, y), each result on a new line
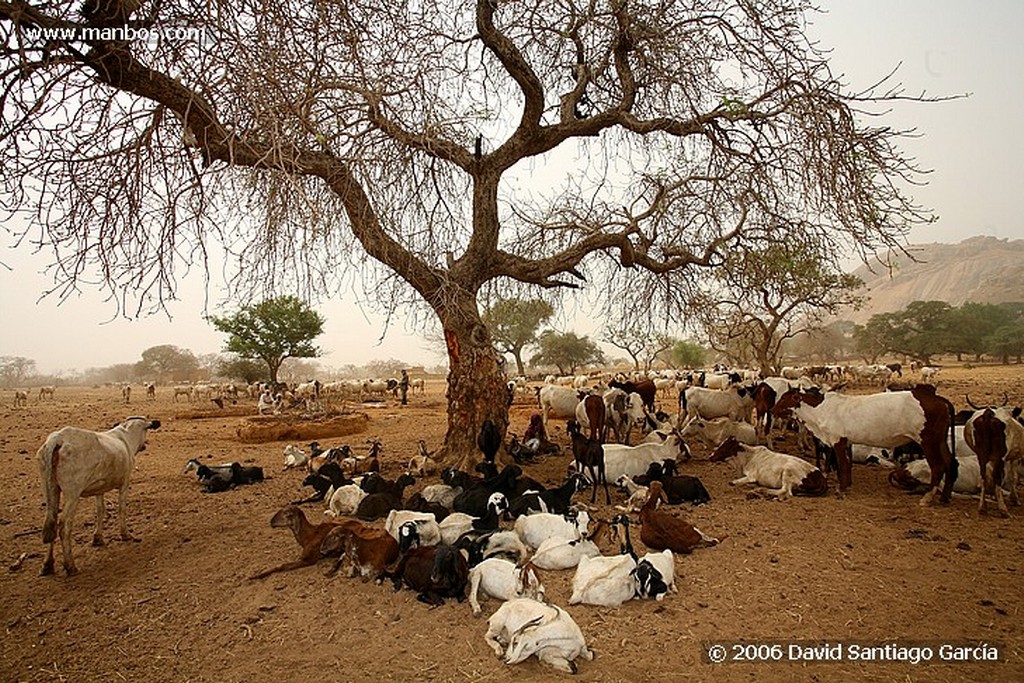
top-left (965, 394), bottom-right (981, 410)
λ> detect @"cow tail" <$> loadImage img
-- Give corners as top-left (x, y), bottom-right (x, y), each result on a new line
top-left (946, 401), bottom-right (958, 487)
top-left (38, 439), bottom-right (62, 544)
top-left (794, 470), bottom-right (828, 496)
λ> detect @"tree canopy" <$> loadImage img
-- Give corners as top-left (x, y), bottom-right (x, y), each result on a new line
top-left (483, 298), bottom-right (554, 376)
top-left (208, 296), bottom-right (324, 383)
top-left (696, 240), bottom-right (863, 373)
top-left (1, 0), bottom-right (939, 462)
top-left (134, 344), bottom-right (199, 382)
top-left (531, 331), bottom-right (604, 375)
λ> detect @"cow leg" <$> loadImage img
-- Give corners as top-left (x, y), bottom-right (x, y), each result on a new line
top-left (117, 483), bottom-right (133, 541)
top-left (92, 495), bottom-right (105, 547)
top-left (835, 438), bottom-right (852, 491)
top-left (59, 494), bottom-right (81, 576)
top-left (729, 475), bottom-right (756, 487)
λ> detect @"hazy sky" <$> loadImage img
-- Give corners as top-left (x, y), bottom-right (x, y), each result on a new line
top-left (2, 1), bottom-right (1022, 376)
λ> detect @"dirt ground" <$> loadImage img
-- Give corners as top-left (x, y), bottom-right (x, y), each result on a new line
top-left (1, 367), bottom-right (1022, 682)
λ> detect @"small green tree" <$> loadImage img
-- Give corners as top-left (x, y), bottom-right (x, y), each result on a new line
top-left (987, 323), bottom-right (1024, 364)
top-left (671, 340), bottom-right (707, 369)
top-left (208, 296), bottom-right (325, 383)
top-left (218, 355), bottom-right (267, 384)
top-left (530, 331), bottom-right (604, 375)
top-left (483, 298), bottom-right (555, 377)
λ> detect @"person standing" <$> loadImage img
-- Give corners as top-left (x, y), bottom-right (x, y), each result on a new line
top-left (399, 369), bottom-right (410, 405)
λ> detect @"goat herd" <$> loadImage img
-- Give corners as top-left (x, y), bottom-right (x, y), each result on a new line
top-left (28, 368), bottom-right (1024, 674)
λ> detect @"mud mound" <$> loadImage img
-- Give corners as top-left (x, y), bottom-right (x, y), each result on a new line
top-left (235, 412), bottom-right (370, 443)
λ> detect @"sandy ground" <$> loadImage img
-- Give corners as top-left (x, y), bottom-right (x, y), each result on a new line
top-left (1, 366), bottom-right (1022, 682)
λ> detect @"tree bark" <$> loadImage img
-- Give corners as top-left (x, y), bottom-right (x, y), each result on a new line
top-left (433, 292), bottom-right (511, 471)
top-left (511, 349), bottom-right (526, 377)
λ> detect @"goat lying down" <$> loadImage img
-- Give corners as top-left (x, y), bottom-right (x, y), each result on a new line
top-left (709, 437), bottom-right (827, 498)
top-left (485, 598), bottom-right (594, 674)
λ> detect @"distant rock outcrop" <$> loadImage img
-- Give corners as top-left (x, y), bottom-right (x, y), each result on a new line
top-left (840, 235), bottom-right (1024, 323)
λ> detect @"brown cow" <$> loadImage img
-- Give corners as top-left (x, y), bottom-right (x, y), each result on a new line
top-left (964, 405), bottom-right (1024, 517)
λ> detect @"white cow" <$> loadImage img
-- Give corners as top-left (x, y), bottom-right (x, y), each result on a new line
top-left (37, 417), bottom-right (160, 575)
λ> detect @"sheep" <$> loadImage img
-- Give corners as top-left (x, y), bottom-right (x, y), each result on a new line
top-left (614, 475), bottom-right (650, 513)
top-left (384, 510), bottom-right (442, 546)
top-left (507, 473), bottom-right (588, 518)
top-left (354, 473), bottom-right (416, 521)
top-left (185, 459), bottom-right (264, 493)
top-left (320, 521), bottom-right (399, 581)
top-left (324, 483), bottom-right (367, 517)
top-left (528, 520), bottom-right (610, 571)
top-left (408, 440), bottom-right (439, 477)
top-left (484, 598), bottom-right (594, 674)
top-left (418, 483), bottom-right (460, 511)
top-left (567, 420), bottom-right (610, 504)
top-left (401, 492), bottom-right (452, 522)
top-left (638, 481), bottom-right (720, 555)
top-left (283, 443), bottom-right (310, 470)
top-left (514, 510), bottom-right (591, 551)
top-left (478, 419), bottom-right (502, 463)
top-left (385, 524), bottom-right (470, 606)
top-left (568, 552), bottom-right (637, 607)
top-left (38, 416), bottom-right (160, 576)
top-left (456, 530), bottom-right (530, 566)
top-left (602, 431), bottom-right (691, 482)
top-left (439, 493), bottom-right (508, 545)
top-left (294, 462), bottom-right (353, 505)
top-left (612, 514), bottom-right (675, 599)
top-left (250, 506), bottom-right (348, 579)
top-left (468, 558), bottom-right (545, 615)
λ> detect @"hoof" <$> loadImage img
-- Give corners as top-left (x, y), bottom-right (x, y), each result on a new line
top-left (40, 562), bottom-right (55, 577)
top-left (64, 565), bottom-right (79, 577)
top-left (92, 537), bottom-right (105, 547)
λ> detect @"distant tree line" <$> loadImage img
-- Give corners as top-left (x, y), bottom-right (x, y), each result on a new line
top-left (853, 300), bottom-right (1024, 364)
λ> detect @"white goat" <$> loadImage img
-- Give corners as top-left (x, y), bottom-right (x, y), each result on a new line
top-left (614, 474), bottom-right (650, 513)
top-left (323, 484), bottom-right (367, 517)
top-left (528, 535), bottom-right (602, 570)
top-left (282, 443), bottom-right (310, 470)
top-left (514, 511), bottom-right (591, 550)
top-left (419, 483), bottom-right (460, 510)
top-left (568, 553), bottom-right (637, 607)
top-left (468, 558), bottom-right (545, 615)
top-left (485, 598), bottom-right (594, 674)
top-left (38, 416), bottom-right (160, 576)
top-left (384, 510), bottom-right (441, 546)
top-left (602, 433), bottom-right (689, 482)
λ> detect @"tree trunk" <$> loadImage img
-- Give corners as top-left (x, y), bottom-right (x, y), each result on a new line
top-left (511, 349), bottom-right (526, 377)
top-left (433, 293), bottom-right (511, 471)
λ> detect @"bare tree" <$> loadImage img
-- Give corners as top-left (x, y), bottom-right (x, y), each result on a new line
top-left (1, 1), bottom-right (937, 466)
top-left (695, 238), bottom-right (864, 374)
top-left (603, 325), bottom-right (675, 372)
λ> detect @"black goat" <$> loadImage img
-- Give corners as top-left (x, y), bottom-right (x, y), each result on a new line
top-left (507, 474), bottom-right (588, 518)
top-left (355, 474), bottom-right (416, 521)
top-left (453, 465), bottom-right (523, 516)
top-left (386, 525), bottom-right (469, 606)
top-left (403, 492), bottom-right (451, 522)
top-left (293, 462), bottom-right (353, 505)
top-left (185, 458), bottom-right (264, 493)
top-left (477, 419), bottom-right (502, 464)
top-left (567, 420), bottom-right (610, 504)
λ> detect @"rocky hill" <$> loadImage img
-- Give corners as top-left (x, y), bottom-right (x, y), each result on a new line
top-left (840, 235), bottom-right (1024, 323)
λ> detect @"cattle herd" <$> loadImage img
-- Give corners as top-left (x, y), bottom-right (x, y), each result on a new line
top-left (14, 361), bottom-right (1024, 674)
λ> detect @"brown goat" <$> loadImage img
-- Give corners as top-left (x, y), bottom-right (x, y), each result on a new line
top-left (639, 481), bottom-right (719, 555)
top-left (320, 523), bottom-right (399, 581)
top-left (250, 506), bottom-right (353, 580)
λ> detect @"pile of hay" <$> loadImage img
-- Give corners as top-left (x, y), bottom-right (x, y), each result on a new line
top-left (235, 412), bottom-right (370, 443)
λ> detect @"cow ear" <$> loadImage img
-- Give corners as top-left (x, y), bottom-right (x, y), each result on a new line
top-left (1013, 407), bottom-right (1022, 419)
top-left (149, 420), bottom-right (161, 430)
